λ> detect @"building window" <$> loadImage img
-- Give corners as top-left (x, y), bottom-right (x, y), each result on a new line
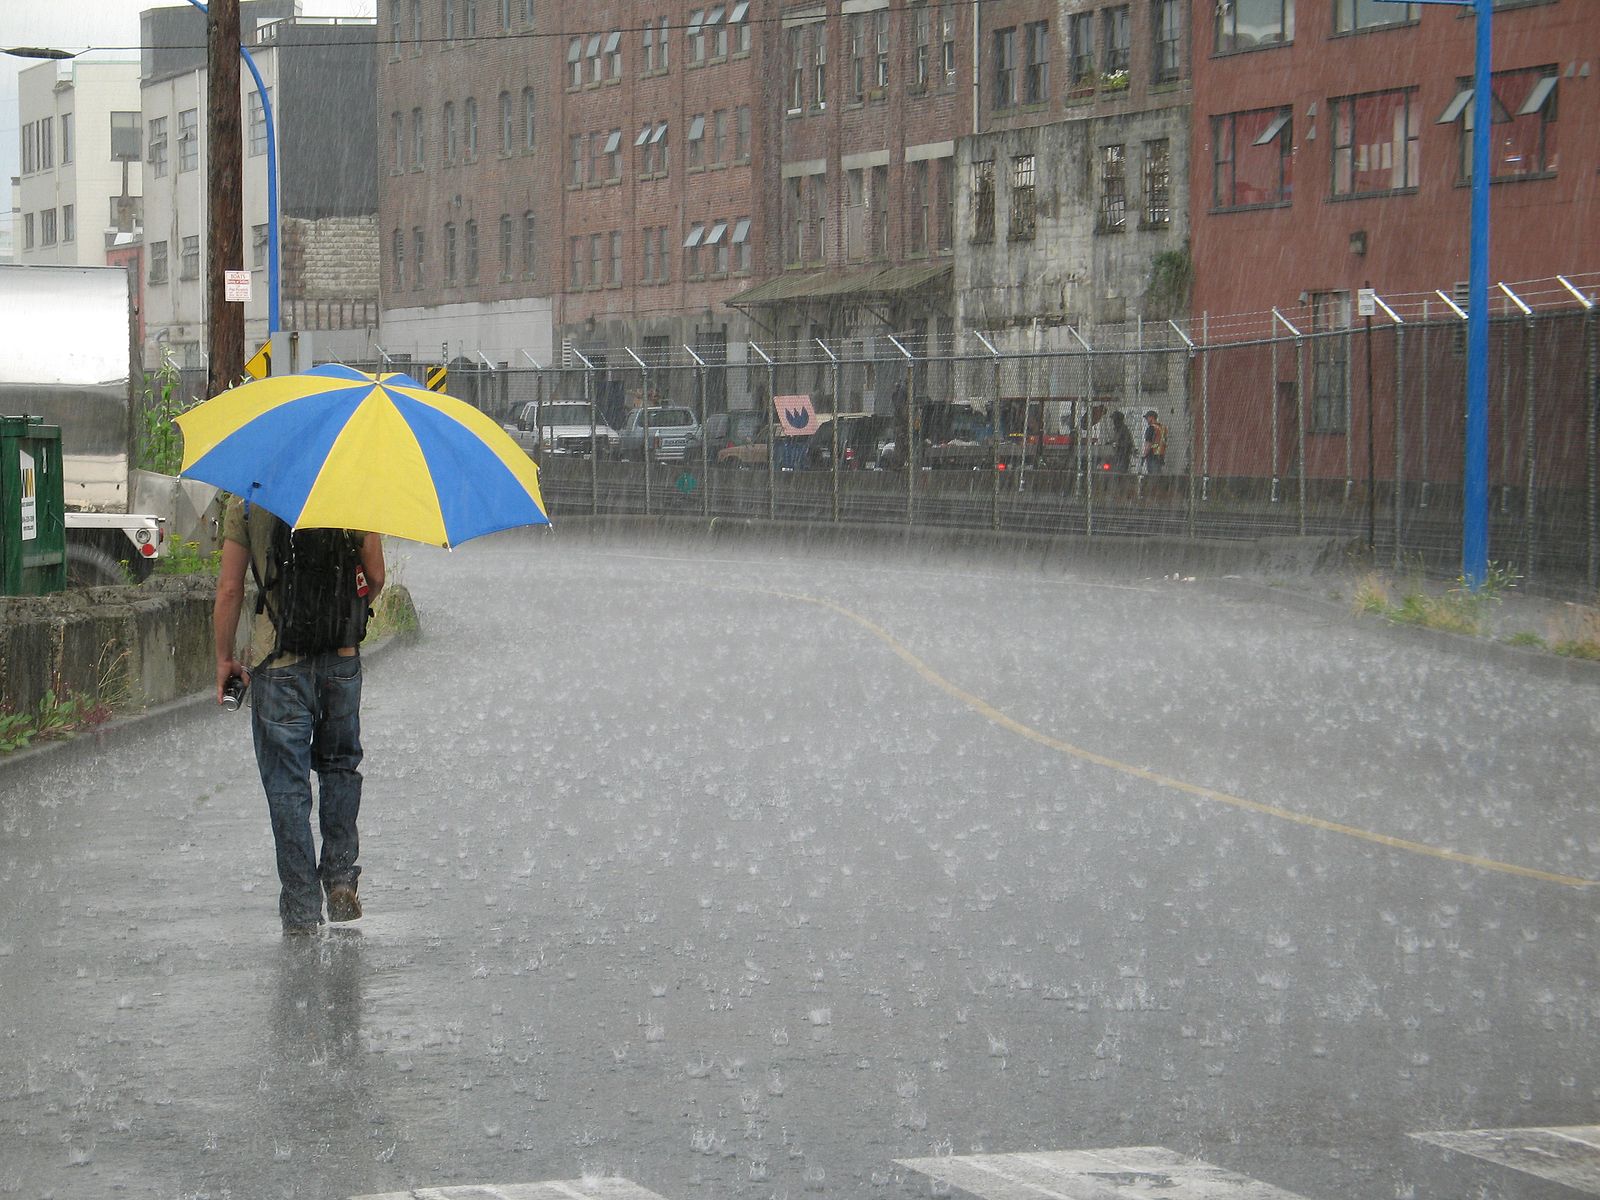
top-left (1443, 65), bottom-right (1559, 182)
top-left (936, 157), bottom-right (954, 251)
top-left (705, 220), bottom-right (727, 274)
top-left (643, 19), bottom-right (656, 72)
top-left (1102, 5), bottom-right (1130, 80)
top-left (871, 164), bottom-right (889, 257)
top-left (605, 128), bottom-right (622, 178)
top-left (569, 133), bottom-right (584, 185)
top-left (873, 10), bottom-right (890, 89)
top-left (912, 4), bottom-right (932, 89)
top-left (590, 233), bottom-right (603, 285)
top-left (732, 217), bottom-right (751, 272)
top-left (687, 113), bottom-right (705, 168)
top-left (61, 113), bottom-right (73, 164)
top-left (908, 160), bottom-right (929, 254)
top-left (524, 88), bottom-right (536, 151)
top-left (465, 219), bottom-right (479, 282)
top-left (391, 0), bottom-right (404, 55)
top-left (589, 131), bottom-right (604, 182)
top-left (711, 109), bottom-right (726, 164)
top-left (1334, 0), bottom-right (1418, 31)
top-left (845, 168), bottom-right (867, 259)
top-left (685, 223), bottom-right (704, 277)
top-left (499, 214), bottom-right (513, 280)
top-left (412, 107), bottom-right (425, 167)
top-left (659, 16), bottom-right (671, 69)
top-left (644, 226), bottom-right (657, 281)
top-left (785, 178), bottom-right (803, 262)
top-left (1023, 21), bottom-right (1049, 104)
top-left (445, 221), bottom-right (458, 282)
top-left (466, 96), bottom-right (479, 159)
top-left (1215, 0), bottom-right (1294, 53)
top-left (252, 223), bottom-right (268, 267)
top-left (688, 9), bottom-right (706, 63)
top-left (1069, 12), bottom-right (1095, 89)
top-left (972, 160), bottom-right (995, 242)
top-left (413, 228), bottom-right (425, 286)
top-left (731, 0), bottom-right (751, 53)
top-left (1211, 106), bottom-right (1293, 209)
top-left (1310, 292), bottom-right (1351, 432)
top-left (1010, 154), bottom-right (1036, 240)
top-left (247, 89), bottom-right (270, 156)
top-left (847, 15), bottom-right (867, 101)
top-left (610, 231), bottom-right (623, 284)
top-left (38, 118), bottom-right (54, 170)
top-left (412, 0), bottom-right (423, 49)
top-left (61, 204), bottom-right (74, 243)
top-left (148, 117), bottom-right (168, 178)
top-left (40, 209), bottom-right (57, 247)
top-left (523, 211), bottom-right (536, 278)
top-left (993, 27), bottom-right (1016, 110)
top-left (391, 111), bottom-right (404, 171)
top-left (110, 111), bottom-right (140, 162)
top-left (499, 91), bottom-right (513, 154)
top-left (1098, 144), bottom-right (1126, 231)
top-left (181, 234), bottom-right (200, 280)
top-left (567, 37), bottom-right (583, 88)
top-left (569, 236), bottom-right (583, 287)
top-left (1331, 89), bottom-right (1419, 197)
top-left (500, 0), bottom-right (511, 29)
top-left (735, 105), bottom-right (750, 162)
top-left (788, 28), bottom-right (805, 111)
top-left (178, 109), bottom-right (199, 171)
top-left (1142, 138), bottom-right (1171, 225)
top-left (148, 240), bottom-right (167, 283)
top-left (708, 7), bottom-right (728, 59)
top-left (464, 0), bottom-right (477, 38)
top-left (1153, 0), bottom-right (1182, 82)
top-left (814, 27), bottom-right (828, 109)
top-left (606, 30), bottom-right (623, 78)
top-left (443, 101), bottom-right (457, 162)
top-left (809, 173), bottom-right (828, 261)
top-left (658, 226), bottom-right (672, 281)
top-left (392, 228), bottom-right (404, 286)
top-left (443, 0), bottom-right (456, 42)
top-left (941, 3), bottom-right (957, 84)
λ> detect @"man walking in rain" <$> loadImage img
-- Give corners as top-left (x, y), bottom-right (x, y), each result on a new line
top-left (213, 501), bottom-right (385, 936)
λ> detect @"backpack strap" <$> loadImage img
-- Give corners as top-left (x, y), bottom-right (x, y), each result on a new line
top-left (245, 507), bottom-right (287, 672)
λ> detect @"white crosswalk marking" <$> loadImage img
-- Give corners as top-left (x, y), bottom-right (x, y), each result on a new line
top-left (1411, 1126), bottom-right (1600, 1194)
top-left (350, 1179), bottom-right (673, 1200)
top-left (896, 1148), bottom-right (1314, 1199)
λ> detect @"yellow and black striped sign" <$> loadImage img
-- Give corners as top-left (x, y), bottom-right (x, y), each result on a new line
top-left (426, 364), bottom-right (448, 392)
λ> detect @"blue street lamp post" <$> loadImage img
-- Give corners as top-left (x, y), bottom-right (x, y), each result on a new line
top-left (1387, 0), bottom-right (1492, 587)
top-left (185, 0), bottom-right (280, 336)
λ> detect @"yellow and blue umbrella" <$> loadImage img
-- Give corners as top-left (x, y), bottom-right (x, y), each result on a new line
top-left (176, 363), bottom-right (548, 547)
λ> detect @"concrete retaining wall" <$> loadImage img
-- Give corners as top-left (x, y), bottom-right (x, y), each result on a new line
top-left (0, 577), bottom-right (217, 715)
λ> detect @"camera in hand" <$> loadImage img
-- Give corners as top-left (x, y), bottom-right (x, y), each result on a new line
top-left (222, 673), bottom-right (248, 711)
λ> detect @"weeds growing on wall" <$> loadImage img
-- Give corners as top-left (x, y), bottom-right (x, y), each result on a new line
top-left (136, 356), bottom-right (187, 476)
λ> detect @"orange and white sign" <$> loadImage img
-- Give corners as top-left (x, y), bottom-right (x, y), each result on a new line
top-left (773, 394), bottom-right (818, 437)
top-left (19, 448), bottom-right (36, 540)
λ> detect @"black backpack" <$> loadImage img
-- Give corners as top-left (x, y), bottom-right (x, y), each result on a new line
top-left (251, 514), bottom-right (370, 664)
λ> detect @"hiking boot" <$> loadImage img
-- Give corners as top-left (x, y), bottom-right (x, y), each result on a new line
top-left (326, 883), bottom-right (362, 922)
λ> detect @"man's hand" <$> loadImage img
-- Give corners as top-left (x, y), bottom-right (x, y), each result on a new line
top-left (216, 658), bottom-right (251, 705)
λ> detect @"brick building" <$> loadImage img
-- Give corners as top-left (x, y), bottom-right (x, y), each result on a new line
top-left (1189, 0), bottom-right (1599, 480)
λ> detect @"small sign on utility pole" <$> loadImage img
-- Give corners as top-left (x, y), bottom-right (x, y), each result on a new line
top-left (1357, 287), bottom-right (1376, 318)
top-left (225, 270), bottom-right (252, 303)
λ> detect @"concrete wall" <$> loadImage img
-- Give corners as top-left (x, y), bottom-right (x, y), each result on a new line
top-left (0, 577), bottom-right (216, 715)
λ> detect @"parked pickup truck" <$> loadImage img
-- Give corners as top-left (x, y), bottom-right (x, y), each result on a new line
top-left (616, 406), bottom-right (702, 463)
top-left (505, 399), bottom-right (619, 458)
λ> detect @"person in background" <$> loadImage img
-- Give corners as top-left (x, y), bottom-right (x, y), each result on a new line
top-left (1109, 410), bottom-right (1135, 474)
top-left (1143, 409), bottom-right (1168, 475)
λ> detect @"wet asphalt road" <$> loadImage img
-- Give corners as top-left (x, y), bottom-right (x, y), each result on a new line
top-left (1, 531), bottom-right (1597, 1200)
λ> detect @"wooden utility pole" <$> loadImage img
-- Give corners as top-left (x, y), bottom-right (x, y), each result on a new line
top-left (206, 0), bottom-right (244, 400)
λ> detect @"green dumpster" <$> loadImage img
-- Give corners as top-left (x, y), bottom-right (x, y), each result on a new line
top-left (0, 415), bottom-right (66, 595)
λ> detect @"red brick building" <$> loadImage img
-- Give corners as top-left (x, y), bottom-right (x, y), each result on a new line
top-left (1189, 0), bottom-right (1598, 480)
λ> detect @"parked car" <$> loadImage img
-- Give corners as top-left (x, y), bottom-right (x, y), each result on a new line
top-left (505, 400), bottom-right (619, 457)
top-left (616, 406), bottom-right (702, 462)
top-left (704, 410), bottom-right (768, 466)
top-left (805, 414), bottom-right (896, 470)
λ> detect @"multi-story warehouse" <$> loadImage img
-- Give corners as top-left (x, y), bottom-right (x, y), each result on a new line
top-left (140, 2), bottom-right (379, 368)
top-left (14, 56), bottom-right (145, 270)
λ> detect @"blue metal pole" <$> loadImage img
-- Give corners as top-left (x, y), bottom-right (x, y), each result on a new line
top-left (1462, 0), bottom-right (1492, 589)
top-left (184, 0), bottom-right (280, 337)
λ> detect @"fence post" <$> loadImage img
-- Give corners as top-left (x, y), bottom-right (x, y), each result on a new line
top-left (1169, 319), bottom-right (1199, 539)
top-left (684, 343), bottom-right (710, 520)
top-left (1499, 284), bottom-right (1535, 582)
top-left (1270, 336), bottom-right (1281, 504)
top-left (1201, 314), bottom-right (1209, 503)
top-left (975, 331), bottom-right (1003, 533)
top-left (886, 334), bottom-right (916, 525)
top-left (749, 342), bottom-right (778, 522)
top-left (816, 338), bottom-right (840, 525)
top-left (1393, 321), bottom-right (1405, 572)
top-left (1296, 333), bottom-right (1307, 536)
top-left (1559, 277), bottom-right (1599, 591)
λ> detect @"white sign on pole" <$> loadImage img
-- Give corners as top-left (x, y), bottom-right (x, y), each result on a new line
top-left (19, 448), bottom-right (36, 541)
top-left (1357, 287), bottom-right (1377, 317)
top-left (225, 270), bottom-right (253, 302)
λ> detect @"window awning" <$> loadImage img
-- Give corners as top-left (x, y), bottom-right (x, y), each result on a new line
top-left (689, 114), bottom-right (705, 139)
top-left (731, 218), bottom-right (751, 244)
top-left (1436, 88), bottom-right (1472, 124)
top-left (684, 224), bottom-right (705, 248)
top-left (604, 30), bottom-right (621, 52)
top-left (1437, 86), bottom-right (1512, 127)
top-left (729, 1), bottom-right (750, 21)
top-left (651, 122), bottom-right (669, 143)
top-left (705, 221), bottom-right (728, 245)
top-left (567, 39), bottom-right (582, 61)
top-left (730, 262), bottom-right (953, 308)
top-left (1253, 112), bottom-right (1290, 146)
top-left (603, 129), bottom-right (621, 153)
top-left (1519, 74), bottom-right (1557, 116)
top-left (687, 10), bottom-right (705, 34)
top-left (585, 34), bottom-right (601, 56)
top-left (707, 6), bottom-right (725, 24)
top-left (635, 125), bottom-right (652, 146)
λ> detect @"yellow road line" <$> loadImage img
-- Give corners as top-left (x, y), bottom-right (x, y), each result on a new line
top-left (764, 587), bottom-right (1596, 891)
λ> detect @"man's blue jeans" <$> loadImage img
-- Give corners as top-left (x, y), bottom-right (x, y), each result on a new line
top-left (250, 651), bottom-right (364, 929)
